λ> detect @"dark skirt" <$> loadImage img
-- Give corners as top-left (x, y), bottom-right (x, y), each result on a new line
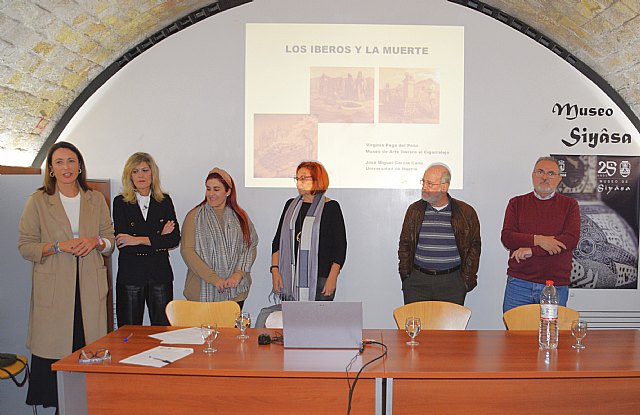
top-left (26, 355), bottom-right (58, 408)
top-left (26, 258), bottom-right (86, 408)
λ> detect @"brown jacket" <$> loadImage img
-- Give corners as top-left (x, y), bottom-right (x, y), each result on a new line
top-left (398, 195), bottom-right (481, 291)
top-left (18, 189), bottom-right (115, 359)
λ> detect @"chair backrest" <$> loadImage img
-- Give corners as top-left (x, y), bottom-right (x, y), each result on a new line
top-left (165, 300), bottom-right (240, 328)
top-left (265, 311), bottom-right (283, 328)
top-left (393, 301), bottom-right (472, 330)
top-left (503, 304), bottom-right (580, 330)
top-left (0, 354), bottom-right (27, 381)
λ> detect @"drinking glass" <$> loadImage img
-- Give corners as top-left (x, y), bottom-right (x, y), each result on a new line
top-left (236, 311), bottom-right (251, 340)
top-left (405, 317), bottom-right (421, 346)
top-left (571, 319), bottom-right (588, 349)
top-left (201, 323), bottom-right (219, 353)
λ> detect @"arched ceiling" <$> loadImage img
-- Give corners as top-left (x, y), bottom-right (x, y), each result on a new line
top-left (1, 0), bottom-right (639, 167)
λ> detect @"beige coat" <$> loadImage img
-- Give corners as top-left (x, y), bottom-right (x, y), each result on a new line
top-left (18, 189), bottom-right (115, 359)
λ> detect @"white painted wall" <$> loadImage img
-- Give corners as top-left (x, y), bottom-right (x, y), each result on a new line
top-left (56, 0), bottom-right (640, 330)
top-left (3, 1), bottom-right (639, 412)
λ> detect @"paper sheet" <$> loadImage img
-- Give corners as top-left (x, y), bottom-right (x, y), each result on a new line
top-left (119, 346), bottom-right (194, 367)
top-left (148, 327), bottom-right (205, 344)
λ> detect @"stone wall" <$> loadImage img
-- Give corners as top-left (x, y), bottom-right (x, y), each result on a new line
top-left (0, 0), bottom-right (638, 166)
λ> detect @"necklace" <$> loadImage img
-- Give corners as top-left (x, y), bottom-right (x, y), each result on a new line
top-left (295, 203), bottom-right (309, 243)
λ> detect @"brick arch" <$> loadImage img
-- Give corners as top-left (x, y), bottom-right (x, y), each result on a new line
top-left (32, 0), bottom-right (248, 168)
top-left (452, 0), bottom-right (640, 132)
top-left (1, 0), bottom-right (638, 168)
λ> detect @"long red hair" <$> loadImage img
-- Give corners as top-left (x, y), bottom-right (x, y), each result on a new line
top-left (199, 172), bottom-right (252, 246)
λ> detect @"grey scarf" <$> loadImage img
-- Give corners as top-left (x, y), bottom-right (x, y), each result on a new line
top-left (278, 192), bottom-right (325, 301)
top-left (194, 204), bottom-right (253, 301)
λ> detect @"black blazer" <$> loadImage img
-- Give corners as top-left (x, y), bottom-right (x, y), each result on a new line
top-left (113, 194), bottom-right (181, 285)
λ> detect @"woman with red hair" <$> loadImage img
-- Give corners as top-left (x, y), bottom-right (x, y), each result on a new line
top-left (271, 161), bottom-right (347, 301)
top-left (181, 168), bottom-right (258, 309)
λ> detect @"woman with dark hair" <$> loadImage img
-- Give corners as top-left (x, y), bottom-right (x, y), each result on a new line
top-left (113, 152), bottom-right (180, 327)
top-left (271, 161), bottom-right (347, 301)
top-left (18, 141), bottom-right (114, 411)
top-left (181, 168), bottom-right (258, 308)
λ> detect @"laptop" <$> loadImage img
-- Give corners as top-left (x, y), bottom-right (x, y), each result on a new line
top-left (282, 301), bottom-right (363, 349)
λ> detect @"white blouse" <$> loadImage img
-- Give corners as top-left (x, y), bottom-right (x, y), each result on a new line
top-left (60, 191), bottom-right (111, 253)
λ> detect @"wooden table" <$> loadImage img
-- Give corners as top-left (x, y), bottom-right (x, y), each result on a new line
top-left (380, 329), bottom-right (640, 414)
top-left (53, 327), bottom-right (640, 414)
top-left (53, 326), bottom-right (385, 415)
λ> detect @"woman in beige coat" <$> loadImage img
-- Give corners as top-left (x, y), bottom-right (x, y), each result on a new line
top-left (18, 141), bottom-right (114, 411)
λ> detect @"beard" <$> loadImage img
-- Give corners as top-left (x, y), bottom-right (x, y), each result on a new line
top-left (422, 190), bottom-right (443, 205)
top-left (534, 183), bottom-right (557, 196)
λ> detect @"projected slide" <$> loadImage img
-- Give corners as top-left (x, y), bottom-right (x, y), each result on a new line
top-left (245, 24), bottom-right (464, 189)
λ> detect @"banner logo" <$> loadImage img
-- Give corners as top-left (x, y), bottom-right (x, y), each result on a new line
top-left (620, 161), bottom-right (631, 178)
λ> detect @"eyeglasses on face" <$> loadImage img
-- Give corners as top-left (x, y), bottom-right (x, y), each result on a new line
top-left (533, 169), bottom-right (560, 178)
top-left (293, 176), bottom-right (313, 182)
top-left (420, 179), bottom-right (443, 188)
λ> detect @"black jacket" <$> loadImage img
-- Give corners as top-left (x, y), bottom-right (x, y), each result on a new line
top-left (113, 194), bottom-right (181, 285)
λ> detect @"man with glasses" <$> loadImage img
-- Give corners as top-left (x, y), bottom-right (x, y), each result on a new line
top-left (398, 163), bottom-right (481, 305)
top-left (501, 156), bottom-right (580, 312)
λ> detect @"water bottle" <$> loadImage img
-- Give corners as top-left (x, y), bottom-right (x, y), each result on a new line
top-left (539, 280), bottom-right (559, 349)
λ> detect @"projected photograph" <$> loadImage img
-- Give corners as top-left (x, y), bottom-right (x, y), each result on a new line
top-left (310, 67), bottom-right (374, 123)
top-left (246, 24), bottom-right (464, 188)
top-left (555, 154), bottom-right (639, 289)
top-left (253, 114), bottom-right (318, 178)
top-left (379, 68), bottom-right (440, 124)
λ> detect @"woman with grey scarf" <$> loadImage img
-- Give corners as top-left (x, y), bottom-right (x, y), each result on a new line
top-left (271, 161), bottom-right (347, 302)
top-left (181, 168), bottom-right (258, 309)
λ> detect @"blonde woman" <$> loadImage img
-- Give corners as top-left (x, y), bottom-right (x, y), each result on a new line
top-left (113, 152), bottom-right (180, 326)
top-left (18, 141), bottom-right (114, 410)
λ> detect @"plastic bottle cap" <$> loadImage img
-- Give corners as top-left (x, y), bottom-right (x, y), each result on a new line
top-left (545, 280), bottom-right (553, 285)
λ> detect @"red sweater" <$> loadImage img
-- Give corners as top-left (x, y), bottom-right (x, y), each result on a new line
top-left (501, 192), bottom-right (580, 285)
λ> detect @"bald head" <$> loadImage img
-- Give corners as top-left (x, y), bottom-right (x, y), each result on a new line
top-left (421, 164), bottom-right (451, 207)
top-left (426, 164), bottom-right (450, 182)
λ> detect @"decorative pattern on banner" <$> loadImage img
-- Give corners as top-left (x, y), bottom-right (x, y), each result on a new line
top-left (554, 155), bottom-right (639, 289)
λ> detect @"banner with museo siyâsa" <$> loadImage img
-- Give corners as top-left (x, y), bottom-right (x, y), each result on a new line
top-left (553, 155), bottom-right (639, 289)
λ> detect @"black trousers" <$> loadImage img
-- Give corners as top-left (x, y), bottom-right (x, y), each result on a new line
top-left (402, 267), bottom-right (466, 305)
top-left (27, 258), bottom-right (86, 410)
top-left (116, 281), bottom-right (173, 327)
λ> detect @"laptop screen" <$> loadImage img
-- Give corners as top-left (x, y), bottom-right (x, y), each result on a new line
top-left (282, 301), bottom-right (363, 349)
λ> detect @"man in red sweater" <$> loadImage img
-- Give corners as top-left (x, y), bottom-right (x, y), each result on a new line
top-left (501, 157), bottom-right (580, 312)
